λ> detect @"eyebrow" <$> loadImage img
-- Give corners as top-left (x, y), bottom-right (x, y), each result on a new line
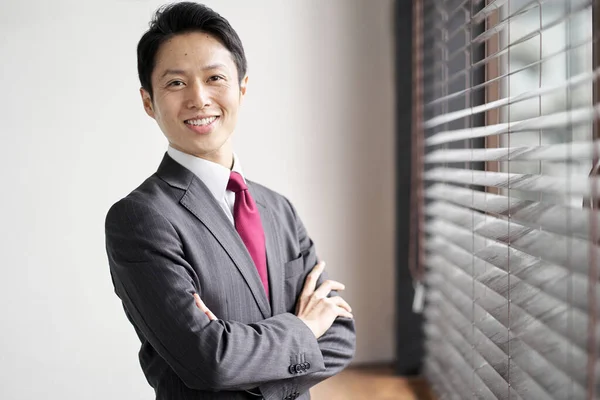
top-left (160, 64), bottom-right (228, 79)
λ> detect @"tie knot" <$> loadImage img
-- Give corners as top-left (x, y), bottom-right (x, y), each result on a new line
top-left (227, 171), bottom-right (247, 193)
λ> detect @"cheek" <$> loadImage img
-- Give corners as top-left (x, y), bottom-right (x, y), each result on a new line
top-left (155, 97), bottom-right (182, 124)
top-left (212, 86), bottom-right (239, 111)
top-left (221, 94), bottom-right (241, 118)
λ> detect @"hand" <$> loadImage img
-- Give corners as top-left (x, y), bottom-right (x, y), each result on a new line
top-left (295, 261), bottom-right (353, 338)
top-left (193, 293), bottom-right (217, 321)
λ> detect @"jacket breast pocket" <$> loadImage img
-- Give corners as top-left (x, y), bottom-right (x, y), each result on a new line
top-left (284, 255), bottom-right (305, 278)
top-left (283, 255), bottom-right (307, 312)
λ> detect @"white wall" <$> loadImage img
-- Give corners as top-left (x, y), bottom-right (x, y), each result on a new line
top-left (0, 0), bottom-right (396, 398)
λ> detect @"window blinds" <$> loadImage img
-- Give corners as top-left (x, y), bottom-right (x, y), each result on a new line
top-left (415, 0), bottom-right (599, 399)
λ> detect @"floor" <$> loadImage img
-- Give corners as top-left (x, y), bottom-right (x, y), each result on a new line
top-left (310, 365), bottom-right (435, 400)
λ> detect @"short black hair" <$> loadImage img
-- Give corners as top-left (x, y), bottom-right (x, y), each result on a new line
top-left (137, 2), bottom-right (247, 99)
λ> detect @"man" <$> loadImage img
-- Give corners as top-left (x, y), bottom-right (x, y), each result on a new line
top-left (105, 3), bottom-right (356, 399)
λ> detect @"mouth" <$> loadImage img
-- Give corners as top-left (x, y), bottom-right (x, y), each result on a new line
top-left (184, 116), bottom-right (219, 126)
top-left (184, 116), bottom-right (220, 135)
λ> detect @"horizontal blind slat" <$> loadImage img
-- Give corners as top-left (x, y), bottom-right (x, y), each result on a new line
top-left (426, 315), bottom-right (521, 400)
top-left (427, 216), bottom-right (600, 313)
top-left (427, 235), bottom-right (596, 354)
top-left (425, 315), bottom-right (488, 398)
top-left (425, 167), bottom-right (600, 197)
top-left (425, 0), bottom-right (591, 72)
top-left (426, 183), bottom-right (599, 240)
top-left (432, 0), bottom-right (536, 47)
top-left (425, 141), bottom-right (600, 163)
top-left (425, 0), bottom-right (572, 72)
top-left (427, 34), bottom-right (593, 102)
top-left (424, 357), bottom-right (466, 400)
top-left (425, 340), bottom-right (487, 400)
top-left (426, 201), bottom-right (599, 275)
top-left (425, 105), bottom-right (598, 146)
top-left (427, 289), bottom-right (587, 398)
top-left (426, 253), bottom-right (595, 388)
top-left (424, 69), bottom-right (599, 128)
top-left (472, 0), bottom-right (584, 44)
top-left (426, 288), bottom-right (585, 398)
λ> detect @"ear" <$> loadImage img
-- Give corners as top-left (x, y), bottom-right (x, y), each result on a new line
top-left (239, 75), bottom-right (249, 99)
top-left (140, 87), bottom-right (156, 119)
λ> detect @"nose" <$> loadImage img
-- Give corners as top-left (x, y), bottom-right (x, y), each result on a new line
top-left (186, 81), bottom-right (211, 109)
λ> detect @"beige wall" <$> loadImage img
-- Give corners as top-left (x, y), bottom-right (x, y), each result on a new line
top-left (0, 1), bottom-right (395, 398)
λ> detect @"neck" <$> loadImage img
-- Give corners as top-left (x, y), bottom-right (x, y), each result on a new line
top-left (202, 151), bottom-right (233, 169)
top-left (171, 142), bottom-right (234, 169)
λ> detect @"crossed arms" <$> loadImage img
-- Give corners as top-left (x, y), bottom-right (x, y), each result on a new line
top-left (105, 197), bottom-right (356, 399)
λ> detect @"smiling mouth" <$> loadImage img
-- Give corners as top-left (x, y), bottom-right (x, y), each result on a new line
top-left (184, 116), bottom-right (219, 126)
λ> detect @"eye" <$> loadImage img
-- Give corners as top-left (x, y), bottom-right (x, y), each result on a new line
top-left (168, 80), bottom-right (184, 87)
top-left (208, 75), bottom-right (225, 82)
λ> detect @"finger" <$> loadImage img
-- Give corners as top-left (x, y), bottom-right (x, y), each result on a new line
top-left (205, 309), bottom-right (218, 321)
top-left (323, 300), bottom-right (353, 320)
top-left (328, 296), bottom-right (352, 313)
top-left (301, 261), bottom-right (326, 297)
top-left (313, 280), bottom-right (346, 300)
top-left (193, 293), bottom-right (206, 311)
top-left (335, 309), bottom-right (354, 319)
top-left (193, 293), bottom-right (217, 321)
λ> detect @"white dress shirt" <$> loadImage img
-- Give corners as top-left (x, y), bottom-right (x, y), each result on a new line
top-left (167, 145), bottom-right (246, 225)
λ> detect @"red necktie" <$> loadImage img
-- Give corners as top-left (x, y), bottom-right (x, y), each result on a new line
top-left (227, 171), bottom-right (270, 299)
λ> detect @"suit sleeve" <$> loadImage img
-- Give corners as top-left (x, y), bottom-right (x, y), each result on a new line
top-left (258, 199), bottom-right (357, 400)
top-left (105, 197), bottom-right (326, 392)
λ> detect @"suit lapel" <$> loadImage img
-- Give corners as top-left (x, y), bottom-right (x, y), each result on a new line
top-left (156, 153), bottom-right (272, 319)
top-left (248, 182), bottom-right (286, 316)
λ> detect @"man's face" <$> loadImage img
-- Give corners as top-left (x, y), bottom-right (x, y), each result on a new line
top-left (141, 31), bottom-right (247, 164)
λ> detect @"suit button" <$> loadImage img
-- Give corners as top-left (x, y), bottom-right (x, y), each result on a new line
top-left (288, 365), bottom-right (296, 374)
top-left (306, 362), bottom-right (311, 369)
top-left (301, 362), bottom-right (308, 370)
top-left (295, 364), bottom-right (302, 373)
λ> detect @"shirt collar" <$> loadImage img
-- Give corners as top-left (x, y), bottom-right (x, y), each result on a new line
top-left (167, 145), bottom-right (246, 201)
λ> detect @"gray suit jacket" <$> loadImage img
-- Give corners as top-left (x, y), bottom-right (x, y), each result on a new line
top-left (105, 153), bottom-right (356, 400)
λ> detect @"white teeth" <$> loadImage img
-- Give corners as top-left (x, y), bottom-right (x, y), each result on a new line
top-left (186, 116), bottom-right (217, 126)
